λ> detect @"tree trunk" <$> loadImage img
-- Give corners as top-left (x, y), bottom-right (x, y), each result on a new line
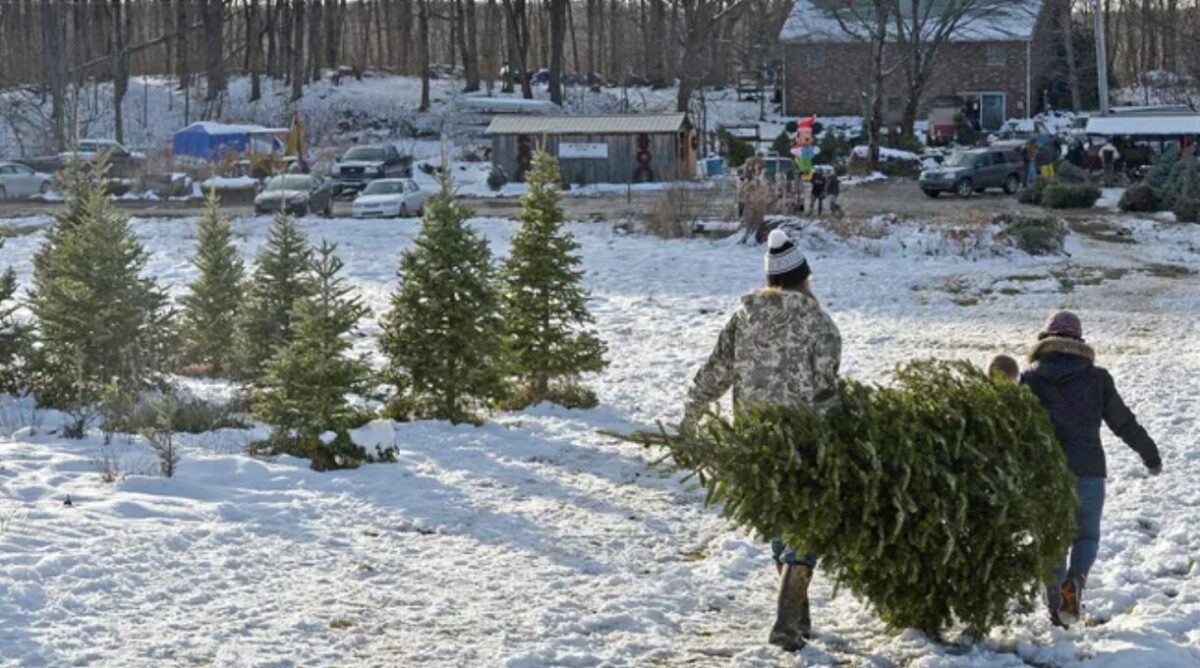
top-left (325, 0), bottom-right (339, 67)
top-left (41, 0), bottom-right (68, 151)
top-left (483, 0), bottom-right (499, 91)
top-left (112, 0), bottom-right (128, 145)
top-left (607, 0), bottom-right (618, 80)
top-left (292, 0), bottom-right (305, 101)
top-left (1062, 1), bottom-right (1081, 112)
top-left (866, 1), bottom-right (890, 171)
top-left (202, 0), bottom-right (226, 103)
top-left (457, 0), bottom-right (480, 91)
top-left (548, 0), bottom-right (566, 104)
top-left (249, 0), bottom-right (263, 101)
top-left (503, 0), bottom-right (533, 98)
top-left (647, 0), bottom-right (665, 85)
top-left (463, 0), bottom-right (477, 89)
top-left (176, 0), bottom-right (190, 87)
top-left (418, 0), bottom-right (431, 110)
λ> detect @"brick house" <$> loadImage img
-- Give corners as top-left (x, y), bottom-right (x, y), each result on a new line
top-left (779, 0), bottom-right (1064, 132)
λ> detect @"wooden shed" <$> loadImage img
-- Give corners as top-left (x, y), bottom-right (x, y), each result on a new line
top-left (486, 113), bottom-right (696, 185)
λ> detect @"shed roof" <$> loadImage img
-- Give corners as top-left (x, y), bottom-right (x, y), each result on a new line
top-left (1086, 114), bottom-right (1200, 137)
top-left (780, 0), bottom-right (1044, 44)
top-left (486, 113), bottom-right (689, 135)
top-left (178, 121), bottom-right (287, 135)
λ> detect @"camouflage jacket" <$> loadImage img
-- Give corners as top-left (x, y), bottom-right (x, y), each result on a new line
top-left (682, 289), bottom-right (842, 427)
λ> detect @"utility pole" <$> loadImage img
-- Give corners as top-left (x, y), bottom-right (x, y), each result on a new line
top-left (1091, 0), bottom-right (1109, 114)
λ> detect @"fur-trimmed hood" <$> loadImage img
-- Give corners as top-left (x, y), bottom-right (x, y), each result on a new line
top-left (1029, 336), bottom-right (1095, 364)
top-left (1027, 337), bottom-right (1096, 384)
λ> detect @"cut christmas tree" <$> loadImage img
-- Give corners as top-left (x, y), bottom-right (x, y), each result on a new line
top-left (670, 360), bottom-right (1076, 637)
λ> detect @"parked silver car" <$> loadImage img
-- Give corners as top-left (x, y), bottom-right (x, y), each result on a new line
top-left (0, 161), bottom-right (54, 199)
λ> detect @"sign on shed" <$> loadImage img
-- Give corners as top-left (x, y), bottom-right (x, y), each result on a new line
top-left (559, 142), bottom-right (608, 159)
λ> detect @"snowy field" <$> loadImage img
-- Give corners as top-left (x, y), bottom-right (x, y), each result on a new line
top-left (0, 211), bottom-right (1198, 667)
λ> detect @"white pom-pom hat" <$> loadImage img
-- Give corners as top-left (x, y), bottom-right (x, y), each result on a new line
top-left (764, 228), bottom-right (811, 282)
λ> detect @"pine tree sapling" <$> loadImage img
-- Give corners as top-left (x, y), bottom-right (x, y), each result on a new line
top-left (381, 172), bottom-right (504, 423)
top-left (235, 214), bottom-right (313, 380)
top-left (1170, 154), bottom-right (1200, 223)
top-left (672, 360), bottom-right (1076, 637)
top-left (0, 248), bottom-right (28, 394)
top-left (501, 150), bottom-right (606, 407)
top-left (28, 158), bottom-right (175, 415)
top-left (253, 241), bottom-right (371, 470)
top-left (180, 190), bottom-right (246, 375)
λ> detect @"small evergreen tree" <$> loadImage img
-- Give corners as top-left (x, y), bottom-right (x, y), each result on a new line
top-left (253, 241), bottom-right (371, 470)
top-left (0, 249), bottom-right (28, 394)
top-left (501, 151), bottom-right (606, 407)
top-left (27, 159), bottom-right (174, 421)
top-left (1171, 154), bottom-right (1200, 223)
top-left (234, 214), bottom-right (313, 380)
top-left (180, 191), bottom-right (246, 375)
top-left (381, 173), bottom-right (504, 423)
top-left (771, 130), bottom-right (793, 157)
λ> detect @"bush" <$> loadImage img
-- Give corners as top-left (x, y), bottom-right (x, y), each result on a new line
top-left (1118, 182), bottom-right (1162, 213)
top-left (1054, 161), bottom-right (1092, 185)
top-left (1173, 196), bottom-right (1200, 223)
top-left (487, 165), bottom-right (508, 192)
top-left (670, 360), bottom-right (1076, 637)
top-left (1017, 177), bottom-right (1049, 205)
top-left (771, 130), bottom-right (793, 158)
top-left (1041, 182), bottom-right (1101, 209)
top-left (999, 214), bottom-right (1067, 255)
top-left (814, 129), bottom-right (854, 167)
top-left (1146, 147), bottom-right (1180, 190)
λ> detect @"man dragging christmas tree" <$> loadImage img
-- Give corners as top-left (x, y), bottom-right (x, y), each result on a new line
top-left (680, 228), bottom-right (842, 651)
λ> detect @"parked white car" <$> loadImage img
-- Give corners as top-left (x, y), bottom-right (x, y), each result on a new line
top-left (0, 161), bottom-right (54, 199)
top-left (351, 179), bottom-right (427, 218)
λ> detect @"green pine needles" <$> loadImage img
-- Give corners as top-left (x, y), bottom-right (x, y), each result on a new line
top-left (235, 213), bottom-right (314, 380)
top-left (501, 150), bottom-right (607, 407)
top-left (381, 171), bottom-right (504, 423)
top-left (0, 247), bottom-right (27, 395)
top-left (254, 241), bottom-right (372, 469)
top-left (180, 191), bottom-right (246, 375)
top-left (27, 158), bottom-right (175, 420)
top-left (674, 360), bottom-right (1076, 637)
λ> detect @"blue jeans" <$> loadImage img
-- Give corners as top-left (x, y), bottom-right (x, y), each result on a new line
top-left (771, 538), bottom-right (817, 568)
top-left (1047, 477), bottom-right (1105, 606)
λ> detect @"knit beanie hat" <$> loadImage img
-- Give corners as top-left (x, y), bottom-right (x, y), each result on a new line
top-left (1039, 310), bottom-right (1083, 341)
top-left (765, 229), bottom-right (811, 282)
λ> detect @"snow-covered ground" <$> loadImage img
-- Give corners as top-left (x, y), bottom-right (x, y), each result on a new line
top-left (0, 211), bottom-right (1198, 667)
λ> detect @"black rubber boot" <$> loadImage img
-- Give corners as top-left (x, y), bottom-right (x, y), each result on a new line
top-left (768, 563), bottom-right (813, 652)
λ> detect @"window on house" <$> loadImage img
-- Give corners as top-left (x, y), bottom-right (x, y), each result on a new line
top-left (986, 45), bottom-right (1006, 67)
top-left (805, 47), bottom-right (825, 68)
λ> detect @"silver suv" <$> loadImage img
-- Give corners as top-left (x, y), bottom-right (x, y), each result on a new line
top-left (920, 148), bottom-right (1023, 198)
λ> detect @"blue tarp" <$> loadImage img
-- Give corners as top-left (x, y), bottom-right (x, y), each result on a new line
top-left (172, 122), bottom-right (286, 161)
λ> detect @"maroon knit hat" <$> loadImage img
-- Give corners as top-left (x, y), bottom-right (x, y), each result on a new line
top-left (1039, 310), bottom-right (1083, 341)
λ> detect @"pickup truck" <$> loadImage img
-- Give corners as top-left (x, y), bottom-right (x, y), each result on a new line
top-left (330, 144), bottom-right (413, 196)
top-left (23, 138), bottom-right (148, 178)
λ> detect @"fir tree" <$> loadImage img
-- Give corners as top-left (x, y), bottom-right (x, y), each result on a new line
top-left (670, 360), bottom-right (1076, 637)
top-left (234, 214), bottom-right (313, 380)
top-left (501, 151), bottom-right (606, 407)
top-left (381, 173), bottom-right (504, 423)
top-left (180, 191), bottom-right (246, 375)
top-left (27, 159), bottom-right (174, 419)
top-left (253, 241), bottom-right (371, 470)
top-left (0, 249), bottom-right (28, 395)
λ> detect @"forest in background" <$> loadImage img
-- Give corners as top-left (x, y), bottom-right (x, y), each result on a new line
top-left (1, 0), bottom-right (1199, 153)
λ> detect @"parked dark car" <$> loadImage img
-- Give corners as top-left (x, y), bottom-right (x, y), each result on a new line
top-left (253, 174), bottom-right (334, 216)
top-left (331, 144), bottom-right (412, 196)
top-left (919, 148), bottom-right (1023, 198)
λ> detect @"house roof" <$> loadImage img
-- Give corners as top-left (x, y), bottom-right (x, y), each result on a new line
top-left (486, 113), bottom-right (689, 135)
top-left (780, 0), bottom-right (1044, 45)
top-left (1086, 114), bottom-right (1200, 137)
